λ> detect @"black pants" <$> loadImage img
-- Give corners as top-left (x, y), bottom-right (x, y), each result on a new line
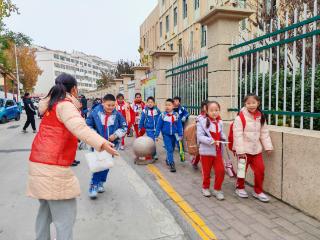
top-left (23, 114), bottom-right (36, 131)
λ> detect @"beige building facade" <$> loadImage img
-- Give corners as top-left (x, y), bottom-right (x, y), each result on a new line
top-left (139, 0), bottom-right (282, 65)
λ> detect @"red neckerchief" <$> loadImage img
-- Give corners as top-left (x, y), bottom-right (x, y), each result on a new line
top-left (200, 111), bottom-right (206, 116)
top-left (167, 113), bottom-right (175, 123)
top-left (117, 100), bottom-right (126, 115)
top-left (150, 108), bottom-right (154, 117)
top-left (104, 113), bottom-right (111, 138)
top-left (249, 110), bottom-right (261, 120)
top-left (208, 116), bottom-right (221, 153)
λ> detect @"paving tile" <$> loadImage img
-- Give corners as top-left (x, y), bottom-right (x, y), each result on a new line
top-left (226, 218), bottom-right (255, 236)
top-left (273, 218), bottom-right (304, 235)
top-left (223, 228), bottom-right (247, 240)
top-left (212, 207), bottom-right (237, 221)
top-left (272, 227), bottom-right (301, 240)
top-left (297, 232), bottom-right (320, 240)
top-left (250, 213), bottom-right (279, 228)
top-left (234, 203), bottom-right (258, 215)
top-left (250, 223), bottom-right (283, 240)
top-left (245, 232), bottom-right (268, 240)
top-left (295, 221), bottom-right (320, 238)
top-left (207, 215), bottom-right (232, 231)
top-left (230, 210), bottom-right (257, 225)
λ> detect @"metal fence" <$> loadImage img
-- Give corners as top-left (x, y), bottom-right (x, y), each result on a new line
top-left (166, 56), bottom-right (208, 115)
top-left (229, 1), bottom-right (320, 130)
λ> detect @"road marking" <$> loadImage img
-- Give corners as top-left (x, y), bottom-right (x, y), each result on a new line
top-left (147, 164), bottom-right (218, 240)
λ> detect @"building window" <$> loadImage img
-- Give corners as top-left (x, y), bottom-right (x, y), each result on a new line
top-left (160, 22), bottom-right (163, 37)
top-left (190, 31), bottom-right (194, 51)
top-left (173, 7), bottom-right (178, 27)
top-left (201, 25), bottom-right (207, 47)
top-left (194, 0), bottom-right (200, 10)
top-left (54, 54), bottom-right (59, 59)
top-left (183, 0), bottom-right (188, 19)
top-left (162, 0), bottom-right (165, 6)
top-left (178, 39), bottom-right (182, 57)
top-left (170, 43), bottom-right (174, 51)
top-left (166, 15), bottom-right (169, 33)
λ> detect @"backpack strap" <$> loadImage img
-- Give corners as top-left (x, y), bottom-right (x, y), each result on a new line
top-left (239, 111), bottom-right (246, 130)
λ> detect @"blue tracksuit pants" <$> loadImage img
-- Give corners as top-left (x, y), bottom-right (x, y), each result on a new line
top-left (163, 134), bottom-right (176, 165)
top-left (146, 129), bottom-right (157, 156)
top-left (146, 129), bottom-right (156, 141)
top-left (91, 169), bottom-right (109, 186)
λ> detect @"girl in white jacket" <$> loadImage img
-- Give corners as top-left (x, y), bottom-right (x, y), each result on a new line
top-left (233, 94), bottom-right (273, 202)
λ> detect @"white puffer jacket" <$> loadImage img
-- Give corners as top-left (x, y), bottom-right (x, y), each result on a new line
top-left (233, 107), bottom-right (273, 155)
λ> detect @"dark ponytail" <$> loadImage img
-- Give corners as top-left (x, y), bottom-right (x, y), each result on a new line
top-left (243, 93), bottom-right (266, 125)
top-left (46, 73), bottom-right (77, 110)
top-left (205, 101), bottom-right (221, 128)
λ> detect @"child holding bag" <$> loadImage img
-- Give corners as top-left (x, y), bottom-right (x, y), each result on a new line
top-left (197, 101), bottom-right (226, 200)
top-left (233, 93), bottom-right (273, 202)
top-left (86, 94), bottom-right (127, 199)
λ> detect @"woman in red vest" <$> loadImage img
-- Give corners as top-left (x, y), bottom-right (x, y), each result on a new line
top-left (27, 73), bottom-right (118, 240)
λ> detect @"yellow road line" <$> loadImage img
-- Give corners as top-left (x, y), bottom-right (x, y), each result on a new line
top-left (147, 165), bottom-right (218, 240)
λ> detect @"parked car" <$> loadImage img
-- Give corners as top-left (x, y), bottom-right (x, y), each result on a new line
top-left (0, 98), bottom-right (21, 123)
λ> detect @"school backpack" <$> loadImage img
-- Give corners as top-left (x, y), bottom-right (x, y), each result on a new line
top-left (184, 122), bottom-right (199, 156)
top-left (228, 111), bottom-right (246, 151)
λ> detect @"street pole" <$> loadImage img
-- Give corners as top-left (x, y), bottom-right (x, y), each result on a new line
top-left (14, 43), bottom-right (21, 102)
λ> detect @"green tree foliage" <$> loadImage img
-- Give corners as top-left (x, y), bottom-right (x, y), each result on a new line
top-left (115, 59), bottom-right (134, 78)
top-left (239, 65), bottom-right (320, 130)
top-left (96, 70), bottom-right (114, 89)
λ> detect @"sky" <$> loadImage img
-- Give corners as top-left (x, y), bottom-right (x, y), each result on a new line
top-left (5, 0), bottom-right (157, 63)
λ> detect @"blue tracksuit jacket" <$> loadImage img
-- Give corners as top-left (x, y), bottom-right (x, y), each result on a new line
top-left (155, 111), bottom-right (183, 138)
top-left (86, 105), bottom-right (127, 147)
top-left (139, 107), bottom-right (161, 131)
top-left (174, 105), bottom-right (190, 123)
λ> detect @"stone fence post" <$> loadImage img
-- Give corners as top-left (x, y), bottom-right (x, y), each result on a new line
top-left (197, 7), bottom-right (254, 120)
top-left (150, 51), bottom-right (176, 110)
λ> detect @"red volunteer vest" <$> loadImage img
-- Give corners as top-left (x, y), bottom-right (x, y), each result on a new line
top-left (29, 99), bottom-right (78, 167)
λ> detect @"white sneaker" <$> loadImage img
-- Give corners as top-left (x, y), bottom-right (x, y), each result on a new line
top-left (253, 192), bottom-right (270, 202)
top-left (120, 146), bottom-right (125, 150)
top-left (202, 188), bottom-right (211, 197)
top-left (235, 189), bottom-right (249, 198)
top-left (212, 190), bottom-right (225, 201)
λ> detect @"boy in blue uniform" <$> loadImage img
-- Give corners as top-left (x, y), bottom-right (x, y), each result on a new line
top-left (173, 96), bottom-right (190, 127)
top-left (155, 98), bottom-right (183, 172)
top-left (139, 96), bottom-right (161, 160)
top-left (173, 96), bottom-right (190, 156)
top-left (86, 94), bottom-right (127, 199)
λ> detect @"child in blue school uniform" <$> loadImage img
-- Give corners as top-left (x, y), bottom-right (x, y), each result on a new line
top-left (139, 96), bottom-right (161, 160)
top-left (155, 98), bottom-right (183, 172)
top-left (86, 94), bottom-right (127, 199)
top-left (173, 96), bottom-right (190, 127)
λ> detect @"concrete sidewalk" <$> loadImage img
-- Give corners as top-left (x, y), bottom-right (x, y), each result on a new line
top-left (0, 115), bottom-right (186, 240)
top-left (122, 137), bottom-right (320, 240)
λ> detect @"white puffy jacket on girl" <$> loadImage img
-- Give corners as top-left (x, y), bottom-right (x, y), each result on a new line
top-left (233, 107), bottom-right (273, 155)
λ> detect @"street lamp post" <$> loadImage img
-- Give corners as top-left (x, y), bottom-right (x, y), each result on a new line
top-left (14, 43), bottom-right (21, 102)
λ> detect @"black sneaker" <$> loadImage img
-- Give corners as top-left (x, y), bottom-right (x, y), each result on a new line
top-left (169, 163), bottom-right (176, 172)
top-left (71, 160), bottom-right (80, 167)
